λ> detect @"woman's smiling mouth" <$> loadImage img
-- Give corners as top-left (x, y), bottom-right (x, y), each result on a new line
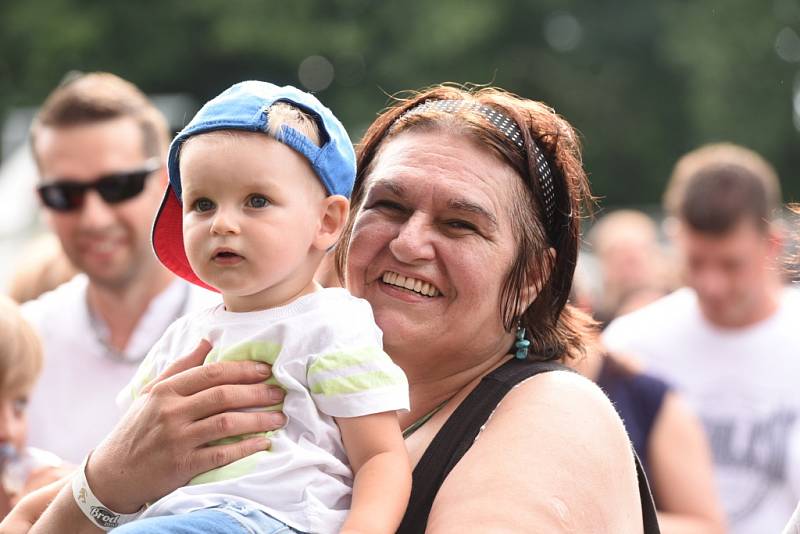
top-left (381, 271), bottom-right (441, 297)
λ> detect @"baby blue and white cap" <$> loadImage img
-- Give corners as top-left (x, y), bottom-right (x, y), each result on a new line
top-left (152, 80), bottom-right (356, 290)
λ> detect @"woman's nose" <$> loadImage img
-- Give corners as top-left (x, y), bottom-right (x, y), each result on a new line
top-left (388, 212), bottom-right (435, 263)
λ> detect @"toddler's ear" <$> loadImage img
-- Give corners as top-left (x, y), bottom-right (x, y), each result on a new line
top-left (314, 195), bottom-right (349, 250)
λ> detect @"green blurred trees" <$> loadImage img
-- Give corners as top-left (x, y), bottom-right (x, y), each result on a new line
top-left (1, 0), bottom-right (798, 207)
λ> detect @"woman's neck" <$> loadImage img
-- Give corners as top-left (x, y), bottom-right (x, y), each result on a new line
top-left (398, 349), bottom-right (512, 430)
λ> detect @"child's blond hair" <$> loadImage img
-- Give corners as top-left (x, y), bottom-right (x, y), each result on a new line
top-left (182, 103), bottom-right (322, 156)
top-left (0, 295), bottom-right (43, 395)
top-left (267, 102), bottom-right (321, 147)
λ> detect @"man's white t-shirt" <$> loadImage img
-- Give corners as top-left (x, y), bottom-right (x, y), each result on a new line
top-left (784, 501), bottom-right (800, 534)
top-left (118, 288), bottom-right (409, 534)
top-left (21, 274), bottom-right (219, 463)
top-left (603, 286), bottom-right (800, 534)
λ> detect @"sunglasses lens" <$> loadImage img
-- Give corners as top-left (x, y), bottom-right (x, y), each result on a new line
top-left (38, 164), bottom-right (156, 212)
top-left (96, 171), bottom-right (149, 204)
top-left (37, 184), bottom-right (85, 211)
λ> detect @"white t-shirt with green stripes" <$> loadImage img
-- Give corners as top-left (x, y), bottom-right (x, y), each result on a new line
top-left (118, 287), bottom-right (409, 533)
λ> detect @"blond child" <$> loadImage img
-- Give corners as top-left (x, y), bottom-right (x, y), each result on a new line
top-left (0, 295), bottom-right (65, 518)
top-left (68, 82), bottom-right (410, 534)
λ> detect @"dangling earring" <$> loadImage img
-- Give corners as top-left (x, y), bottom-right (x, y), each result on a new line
top-left (515, 326), bottom-right (530, 360)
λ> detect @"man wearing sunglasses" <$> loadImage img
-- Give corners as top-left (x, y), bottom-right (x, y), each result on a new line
top-left (21, 72), bottom-right (218, 464)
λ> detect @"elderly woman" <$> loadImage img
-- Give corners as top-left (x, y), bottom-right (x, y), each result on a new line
top-left (7, 85), bottom-right (657, 533)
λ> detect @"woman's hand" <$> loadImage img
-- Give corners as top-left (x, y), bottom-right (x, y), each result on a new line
top-left (84, 339), bottom-right (286, 514)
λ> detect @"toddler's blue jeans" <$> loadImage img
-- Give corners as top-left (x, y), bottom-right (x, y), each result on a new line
top-left (112, 501), bottom-right (303, 533)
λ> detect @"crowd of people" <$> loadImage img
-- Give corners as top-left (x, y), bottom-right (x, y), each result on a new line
top-left (0, 71), bottom-right (796, 533)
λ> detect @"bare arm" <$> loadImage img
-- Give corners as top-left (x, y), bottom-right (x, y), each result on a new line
top-left (0, 478), bottom-right (69, 534)
top-left (426, 371), bottom-right (643, 533)
top-left (649, 392), bottom-right (726, 534)
top-left (27, 340), bottom-right (286, 533)
top-left (337, 411), bottom-right (412, 534)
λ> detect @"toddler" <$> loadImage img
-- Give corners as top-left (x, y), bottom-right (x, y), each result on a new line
top-left (72, 81), bottom-right (410, 534)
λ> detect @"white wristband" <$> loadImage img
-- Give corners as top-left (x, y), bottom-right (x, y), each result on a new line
top-left (71, 453), bottom-right (145, 530)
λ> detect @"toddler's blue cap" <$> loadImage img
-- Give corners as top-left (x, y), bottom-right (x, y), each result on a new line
top-left (152, 81), bottom-right (355, 291)
top-left (168, 80), bottom-right (356, 199)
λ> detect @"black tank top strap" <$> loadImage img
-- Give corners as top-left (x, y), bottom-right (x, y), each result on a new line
top-left (397, 357), bottom-right (660, 533)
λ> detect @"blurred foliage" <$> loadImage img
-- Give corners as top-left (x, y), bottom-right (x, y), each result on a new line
top-left (1, 0), bottom-right (799, 207)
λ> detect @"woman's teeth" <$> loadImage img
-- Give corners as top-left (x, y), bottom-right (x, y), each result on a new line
top-left (381, 272), bottom-right (440, 297)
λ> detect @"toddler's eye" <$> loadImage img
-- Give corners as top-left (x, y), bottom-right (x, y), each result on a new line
top-left (247, 195), bottom-right (270, 208)
top-left (194, 198), bottom-right (215, 212)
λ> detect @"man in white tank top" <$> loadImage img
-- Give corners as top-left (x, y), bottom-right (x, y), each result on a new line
top-left (604, 143), bottom-right (800, 534)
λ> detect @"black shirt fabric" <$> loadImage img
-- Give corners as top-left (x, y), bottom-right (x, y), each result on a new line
top-left (397, 357), bottom-right (660, 533)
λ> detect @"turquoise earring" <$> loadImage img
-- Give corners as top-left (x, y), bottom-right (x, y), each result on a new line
top-left (515, 326), bottom-right (530, 360)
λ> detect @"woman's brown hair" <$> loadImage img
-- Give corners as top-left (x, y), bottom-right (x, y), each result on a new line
top-left (336, 84), bottom-right (595, 362)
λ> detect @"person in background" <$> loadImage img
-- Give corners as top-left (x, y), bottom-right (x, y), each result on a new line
top-left (6, 233), bottom-right (78, 304)
top-left (575, 349), bottom-right (725, 533)
top-left (0, 295), bottom-right (68, 519)
top-left (571, 269), bottom-right (725, 533)
top-left (604, 143), bottom-right (800, 533)
top-left (782, 204), bottom-right (800, 534)
top-left (586, 209), bottom-right (675, 325)
top-left (8, 84), bottom-right (660, 533)
top-left (22, 72), bottom-right (218, 463)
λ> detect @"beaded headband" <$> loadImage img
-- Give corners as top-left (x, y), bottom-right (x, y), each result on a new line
top-left (399, 99), bottom-right (557, 236)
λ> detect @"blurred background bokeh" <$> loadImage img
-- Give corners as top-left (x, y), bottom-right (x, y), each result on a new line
top-left (1, 0), bottom-right (799, 286)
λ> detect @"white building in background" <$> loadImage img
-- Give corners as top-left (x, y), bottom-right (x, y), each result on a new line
top-left (0, 94), bottom-right (197, 291)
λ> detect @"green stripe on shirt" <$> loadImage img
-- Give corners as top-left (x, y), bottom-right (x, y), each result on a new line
top-left (307, 346), bottom-right (392, 374)
top-left (310, 368), bottom-right (405, 396)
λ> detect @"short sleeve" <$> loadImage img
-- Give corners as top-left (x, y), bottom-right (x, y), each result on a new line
top-left (307, 346), bottom-right (409, 418)
top-left (305, 294), bottom-right (409, 418)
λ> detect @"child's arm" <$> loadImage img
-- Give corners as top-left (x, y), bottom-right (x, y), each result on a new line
top-left (0, 477), bottom-right (71, 534)
top-left (336, 411), bottom-right (411, 534)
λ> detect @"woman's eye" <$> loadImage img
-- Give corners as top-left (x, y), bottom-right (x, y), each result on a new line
top-left (247, 195), bottom-right (270, 209)
top-left (373, 200), bottom-right (405, 211)
top-left (193, 198), bottom-right (215, 212)
top-left (446, 220), bottom-right (477, 232)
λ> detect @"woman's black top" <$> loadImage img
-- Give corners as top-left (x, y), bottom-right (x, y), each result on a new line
top-left (397, 358), bottom-right (660, 533)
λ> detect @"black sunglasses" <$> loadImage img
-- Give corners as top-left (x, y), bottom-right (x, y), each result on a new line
top-left (37, 160), bottom-right (161, 212)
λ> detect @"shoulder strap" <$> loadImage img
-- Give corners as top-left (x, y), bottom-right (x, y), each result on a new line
top-left (397, 358), bottom-right (660, 534)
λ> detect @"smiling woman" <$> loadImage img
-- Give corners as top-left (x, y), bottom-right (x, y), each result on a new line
top-left (333, 85), bottom-right (659, 532)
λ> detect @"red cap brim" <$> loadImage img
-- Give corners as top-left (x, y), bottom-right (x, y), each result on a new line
top-left (152, 187), bottom-right (218, 292)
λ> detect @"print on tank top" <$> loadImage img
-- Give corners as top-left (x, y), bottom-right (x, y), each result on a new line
top-left (703, 410), bottom-right (797, 521)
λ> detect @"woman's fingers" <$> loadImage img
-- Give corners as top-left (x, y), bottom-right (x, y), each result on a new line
top-left (178, 382), bottom-right (285, 424)
top-left (80, 340), bottom-right (286, 514)
top-left (159, 358), bottom-right (273, 398)
top-left (184, 411), bottom-right (286, 448)
top-left (186, 435), bottom-right (272, 477)
top-left (141, 339), bottom-right (213, 395)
